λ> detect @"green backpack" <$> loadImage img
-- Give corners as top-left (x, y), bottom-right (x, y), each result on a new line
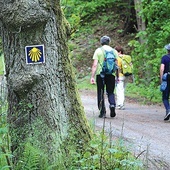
top-left (121, 55), bottom-right (133, 76)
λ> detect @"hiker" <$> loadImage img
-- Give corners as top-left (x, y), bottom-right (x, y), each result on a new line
top-left (115, 46), bottom-right (133, 110)
top-left (90, 35), bottom-right (118, 118)
top-left (160, 43), bottom-right (170, 121)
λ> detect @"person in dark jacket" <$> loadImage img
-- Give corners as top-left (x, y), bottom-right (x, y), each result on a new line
top-left (160, 43), bottom-right (170, 121)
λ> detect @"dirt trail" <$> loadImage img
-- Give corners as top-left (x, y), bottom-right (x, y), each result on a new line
top-left (79, 89), bottom-right (170, 170)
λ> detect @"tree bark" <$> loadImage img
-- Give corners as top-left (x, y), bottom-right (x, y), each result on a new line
top-left (134, 0), bottom-right (146, 43)
top-left (0, 0), bottom-right (91, 166)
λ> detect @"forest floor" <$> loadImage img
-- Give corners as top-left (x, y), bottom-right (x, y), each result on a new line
top-left (79, 89), bottom-right (170, 170)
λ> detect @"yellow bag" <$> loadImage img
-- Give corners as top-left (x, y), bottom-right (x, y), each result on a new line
top-left (122, 55), bottom-right (133, 76)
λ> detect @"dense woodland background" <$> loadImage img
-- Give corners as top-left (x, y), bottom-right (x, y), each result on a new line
top-left (61, 0), bottom-right (170, 103)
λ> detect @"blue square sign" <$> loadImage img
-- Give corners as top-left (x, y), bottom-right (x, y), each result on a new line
top-left (25, 44), bottom-right (45, 64)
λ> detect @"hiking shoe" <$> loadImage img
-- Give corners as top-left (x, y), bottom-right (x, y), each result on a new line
top-left (99, 113), bottom-right (106, 118)
top-left (164, 112), bottom-right (170, 121)
top-left (110, 106), bottom-right (116, 117)
top-left (117, 105), bottom-right (125, 110)
top-left (99, 110), bottom-right (106, 118)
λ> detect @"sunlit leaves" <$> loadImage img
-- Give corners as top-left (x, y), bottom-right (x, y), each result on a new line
top-left (130, 0), bottom-right (170, 87)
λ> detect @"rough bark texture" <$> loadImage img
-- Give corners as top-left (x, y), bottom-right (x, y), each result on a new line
top-left (0, 0), bottom-right (91, 166)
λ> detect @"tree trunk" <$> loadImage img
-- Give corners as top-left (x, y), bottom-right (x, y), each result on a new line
top-left (134, 0), bottom-right (146, 43)
top-left (122, 0), bottom-right (137, 35)
top-left (0, 0), bottom-right (91, 166)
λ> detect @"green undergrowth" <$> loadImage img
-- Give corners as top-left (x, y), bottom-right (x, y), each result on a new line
top-left (0, 103), bottom-right (144, 169)
top-left (77, 75), bottom-right (162, 105)
top-left (63, 124), bottom-right (144, 170)
top-left (125, 83), bottom-right (162, 105)
top-left (0, 54), bottom-right (4, 75)
top-left (77, 74), bottom-right (97, 91)
top-left (0, 80), bottom-right (144, 170)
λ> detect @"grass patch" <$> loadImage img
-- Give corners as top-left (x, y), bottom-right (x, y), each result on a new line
top-left (77, 74), bottom-right (97, 91)
top-left (125, 83), bottom-right (162, 104)
top-left (0, 54), bottom-right (4, 75)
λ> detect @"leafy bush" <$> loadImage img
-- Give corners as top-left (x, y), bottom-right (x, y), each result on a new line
top-left (125, 83), bottom-right (161, 104)
top-left (63, 123), bottom-right (143, 170)
top-left (129, 0), bottom-right (170, 87)
top-left (61, 0), bottom-right (117, 33)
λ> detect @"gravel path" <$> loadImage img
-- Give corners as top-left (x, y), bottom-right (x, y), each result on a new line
top-left (80, 89), bottom-right (170, 170)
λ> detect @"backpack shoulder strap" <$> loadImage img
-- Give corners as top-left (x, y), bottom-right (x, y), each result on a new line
top-left (122, 55), bottom-right (132, 63)
top-left (111, 48), bottom-right (116, 58)
top-left (99, 47), bottom-right (106, 68)
top-left (100, 47), bottom-right (106, 58)
top-left (100, 47), bottom-right (116, 59)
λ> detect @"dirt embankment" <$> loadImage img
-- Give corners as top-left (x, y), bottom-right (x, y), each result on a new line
top-left (80, 89), bottom-right (170, 170)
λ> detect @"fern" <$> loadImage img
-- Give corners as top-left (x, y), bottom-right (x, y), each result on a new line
top-left (15, 142), bottom-right (49, 170)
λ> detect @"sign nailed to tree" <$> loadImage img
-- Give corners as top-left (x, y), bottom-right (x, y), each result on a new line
top-left (25, 44), bottom-right (45, 64)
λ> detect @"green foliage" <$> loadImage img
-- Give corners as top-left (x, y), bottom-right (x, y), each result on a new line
top-left (61, 0), bottom-right (117, 34)
top-left (77, 74), bottom-right (96, 90)
top-left (0, 98), bottom-right (12, 169)
top-left (15, 142), bottom-right (54, 170)
top-left (0, 54), bottom-right (4, 75)
top-left (62, 125), bottom-right (143, 170)
top-left (129, 0), bottom-right (170, 87)
top-left (126, 83), bottom-right (161, 104)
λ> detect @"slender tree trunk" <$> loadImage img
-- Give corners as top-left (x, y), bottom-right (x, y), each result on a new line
top-left (134, 0), bottom-right (146, 43)
top-left (0, 0), bottom-right (91, 166)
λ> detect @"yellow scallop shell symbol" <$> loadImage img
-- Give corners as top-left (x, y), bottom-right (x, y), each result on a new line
top-left (29, 47), bottom-right (42, 62)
